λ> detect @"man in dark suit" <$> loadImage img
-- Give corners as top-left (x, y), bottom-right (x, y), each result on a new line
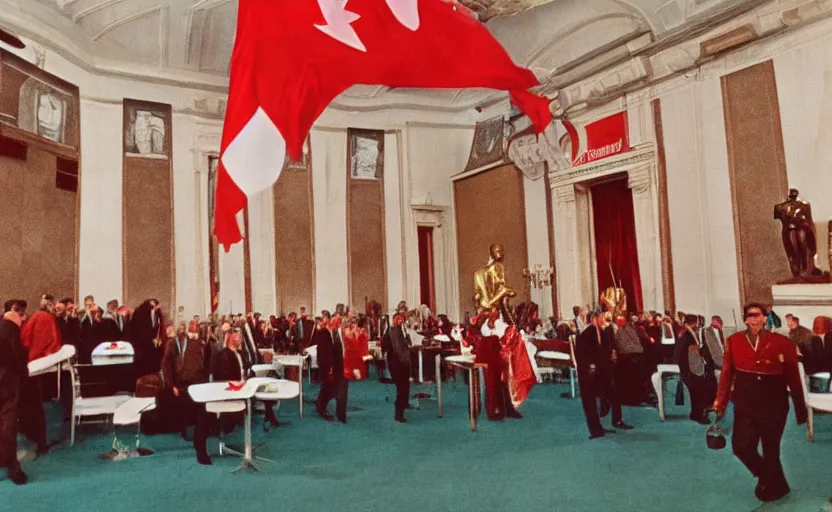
top-left (576, 311), bottom-right (633, 439)
top-left (382, 313), bottom-right (411, 423)
top-left (0, 300), bottom-right (29, 484)
top-left (315, 312), bottom-right (348, 423)
top-left (676, 314), bottom-right (717, 425)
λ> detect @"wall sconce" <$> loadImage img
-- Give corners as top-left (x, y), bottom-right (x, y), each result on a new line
top-left (522, 264), bottom-right (554, 289)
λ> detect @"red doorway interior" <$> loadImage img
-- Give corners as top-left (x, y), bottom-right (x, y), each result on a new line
top-left (591, 177), bottom-right (643, 313)
top-left (417, 226), bottom-right (436, 312)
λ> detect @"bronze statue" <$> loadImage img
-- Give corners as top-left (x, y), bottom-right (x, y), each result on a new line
top-left (473, 243), bottom-right (517, 324)
top-left (774, 189), bottom-right (830, 283)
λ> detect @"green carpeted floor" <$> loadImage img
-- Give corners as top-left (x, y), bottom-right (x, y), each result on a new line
top-left (3, 378), bottom-right (830, 512)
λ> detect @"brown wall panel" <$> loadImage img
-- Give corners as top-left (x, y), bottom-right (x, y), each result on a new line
top-left (122, 100), bottom-right (175, 317)
top-left (722, 60), bottom-right (791, 305)
top-left (454, 164), bottom-right (530, 317)
top-left (273, 166), bottom-right (316, 315)
top-left (348, 179), bottom-right (387, 310)
top-left (0, 149), bottom-right (77, 308)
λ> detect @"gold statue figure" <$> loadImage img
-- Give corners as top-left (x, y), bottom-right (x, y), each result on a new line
top-left (473, 243), bottom-right (517, 324)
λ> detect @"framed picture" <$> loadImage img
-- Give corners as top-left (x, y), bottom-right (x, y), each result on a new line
top-left (348, 128), bottom-right (384, 180)
top-left (17, 78), bottom-right (69, 144)
top-left (464, 115), bottom-right (505, 171)
top-left (125, 107), bottom-right (169, 157)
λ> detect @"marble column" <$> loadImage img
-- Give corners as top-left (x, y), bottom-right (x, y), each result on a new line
top-left (628, 163), bottom-right (664, 312)
top-left (552, 184), bottom-right (581, 315)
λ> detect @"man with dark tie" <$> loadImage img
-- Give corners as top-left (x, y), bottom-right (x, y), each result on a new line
top-left (701, 315), bottom-right (725, 371)
top-left (382, 313), bottom-right (411, 423)
top-left (576, 311), bottom-right (633, 439)
top-left (314, 312), bottom-right (348, 423)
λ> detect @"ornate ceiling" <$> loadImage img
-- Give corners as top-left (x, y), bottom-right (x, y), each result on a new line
top-left (1, 0), bottom-right (755, 103)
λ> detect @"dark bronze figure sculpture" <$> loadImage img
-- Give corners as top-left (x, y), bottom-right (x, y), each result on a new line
top-left (774, 189), bottom-right (831, 283)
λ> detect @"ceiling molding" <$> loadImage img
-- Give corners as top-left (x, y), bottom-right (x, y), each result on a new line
top-left (74, 0), bottom-right (127, 22)
top-left (92, 5), bottom-right (162, 41)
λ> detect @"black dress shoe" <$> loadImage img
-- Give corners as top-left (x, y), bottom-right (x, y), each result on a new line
top-left (506, 410), bottom-right (524, 419)
top-left (8, 469), bottom-right (28, 485)
top-left (613, 421), bottom-right (634, 430)
top-left (395, 415), bottom-right (407, 423)
top-left (196, 454), bottom-right (213, 466)
top-left (589, 432), bottom-right (606, 440)
top-left (337, 416), bottom-right (347, 424)
top-left (321, 412), bottom-right (335, 422)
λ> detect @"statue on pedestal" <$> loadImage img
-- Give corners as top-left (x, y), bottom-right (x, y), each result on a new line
top-left (773, 189), bottom-right (831, 283)
top-left (473, 243), bottom-right (517, 324)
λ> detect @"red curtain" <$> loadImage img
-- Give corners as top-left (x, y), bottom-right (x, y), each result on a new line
top-left (591, 178), bottom-right (643, 313)
top-left (417, 226), bottom-right (436, 311)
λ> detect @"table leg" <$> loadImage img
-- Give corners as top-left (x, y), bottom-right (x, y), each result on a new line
top-left (436, 354), bottom-right (443, 418)
top-left (233, 399), bottom-right (260, 472)
top-left (468, 368), bottom-right (477, 432)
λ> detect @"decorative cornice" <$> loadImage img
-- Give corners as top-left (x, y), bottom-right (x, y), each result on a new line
top-left (627, 163), bottom-right (654, 194)
top-left (554, 184), bottom-right (576, 204)
top-left (549, 148), bottom-right (656, 188)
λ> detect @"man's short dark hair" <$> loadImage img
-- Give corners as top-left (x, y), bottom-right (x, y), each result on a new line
top-left (59, 298), bottom-right (74, 305)
top-left (711, 315), bottom-right (722, 322)
top-left (684, 314), bottom-right (698, 326)
top-left (4, 299), bottom-right (27, 313)
top-left (84, 295), bottom-right (94, 302)
top-left (743, 303), bottom-right (767, 320)
top-left (790, 316), bottom-right (800, 324)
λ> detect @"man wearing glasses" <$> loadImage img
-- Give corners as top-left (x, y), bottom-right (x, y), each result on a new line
top-left (713, 303), bottom-right (806, 503)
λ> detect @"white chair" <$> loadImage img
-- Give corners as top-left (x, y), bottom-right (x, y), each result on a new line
top-left (101, 397), bottom-right (156, 460)
top-left (28, 344), bottom-right (76, 398)
top-left (205, 400), bottom-right (248, 458)
top-left (254, 379), bottom-right (301, 435)
top-left (272, 354), bottom-right (307, 418)
top-left (68, 363), bottom-right (132, 446)
top-left (798, 363), bottom-right (832, 441)
top-left (303, 345), bottom-right (318, 385)
top-left (651, 364), bottom-right (681, 421)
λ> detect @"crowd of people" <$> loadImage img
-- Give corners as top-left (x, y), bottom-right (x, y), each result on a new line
top-left (0, 291), bottom-right (827, 503)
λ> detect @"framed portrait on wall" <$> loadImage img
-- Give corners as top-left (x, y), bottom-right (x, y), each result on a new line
top-left (17, 78), bottom-right (70, 144)
top-left (348, 128), bottom-right (384, 180)
top-left (125, 107), bottom-right (169, 157)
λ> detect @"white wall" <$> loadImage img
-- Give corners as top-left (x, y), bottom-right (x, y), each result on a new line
top-left (523, 176), bottom-right (554, 319)
top-left (774, 33), bottom-right (832, 272)
top-left (659, 79), bottom-right (741, 323)
top-left (310, 128), bottom-right (349, 313)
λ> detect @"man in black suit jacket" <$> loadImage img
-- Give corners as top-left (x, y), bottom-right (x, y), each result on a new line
top-left (0, 300), bottom-right (29, 484)
top-left (675, 314), bottom-right (716, 424)
top-left (576, 311), bottom-right (633, 439)
top-left (382, 313), bottom-right (411, 423)
top-left (315, 312), bottom-right (348, 423)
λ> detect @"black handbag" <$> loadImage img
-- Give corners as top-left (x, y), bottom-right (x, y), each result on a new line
top-left (706, 410), bottom-right (729, 450)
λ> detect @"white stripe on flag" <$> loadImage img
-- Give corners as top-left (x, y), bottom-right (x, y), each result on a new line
top-left (221, 107), bottom-right (286, 196)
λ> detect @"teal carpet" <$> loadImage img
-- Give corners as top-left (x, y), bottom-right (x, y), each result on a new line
top-left (3, 378), bottom-right (831, 512)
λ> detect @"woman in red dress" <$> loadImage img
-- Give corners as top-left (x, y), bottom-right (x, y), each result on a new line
top-left (343, 315), bottom-right (370, 380)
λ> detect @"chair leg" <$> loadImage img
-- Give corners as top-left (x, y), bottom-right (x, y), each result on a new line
top-left (71, 413), bottom-right (76, 446)
top-left (570, 368), bottom-right (576, 398)
top-left (807, 407), bottom-right (814, 442)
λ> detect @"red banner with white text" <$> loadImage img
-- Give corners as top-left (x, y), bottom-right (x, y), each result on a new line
top-left (566, 111), bottom-right (630, 167)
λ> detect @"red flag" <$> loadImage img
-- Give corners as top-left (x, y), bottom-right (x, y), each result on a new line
top-left (215, 0), bottom-right (553, 249)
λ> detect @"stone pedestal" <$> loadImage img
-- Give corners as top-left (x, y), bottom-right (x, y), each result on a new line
top-left (771, 283), bottom-right (832, 322)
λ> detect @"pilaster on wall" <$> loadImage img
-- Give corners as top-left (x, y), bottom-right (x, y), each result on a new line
top-left (553, 184), bottom-right (581, 312)
top-left (627, 163), bottom-right (664, 311)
